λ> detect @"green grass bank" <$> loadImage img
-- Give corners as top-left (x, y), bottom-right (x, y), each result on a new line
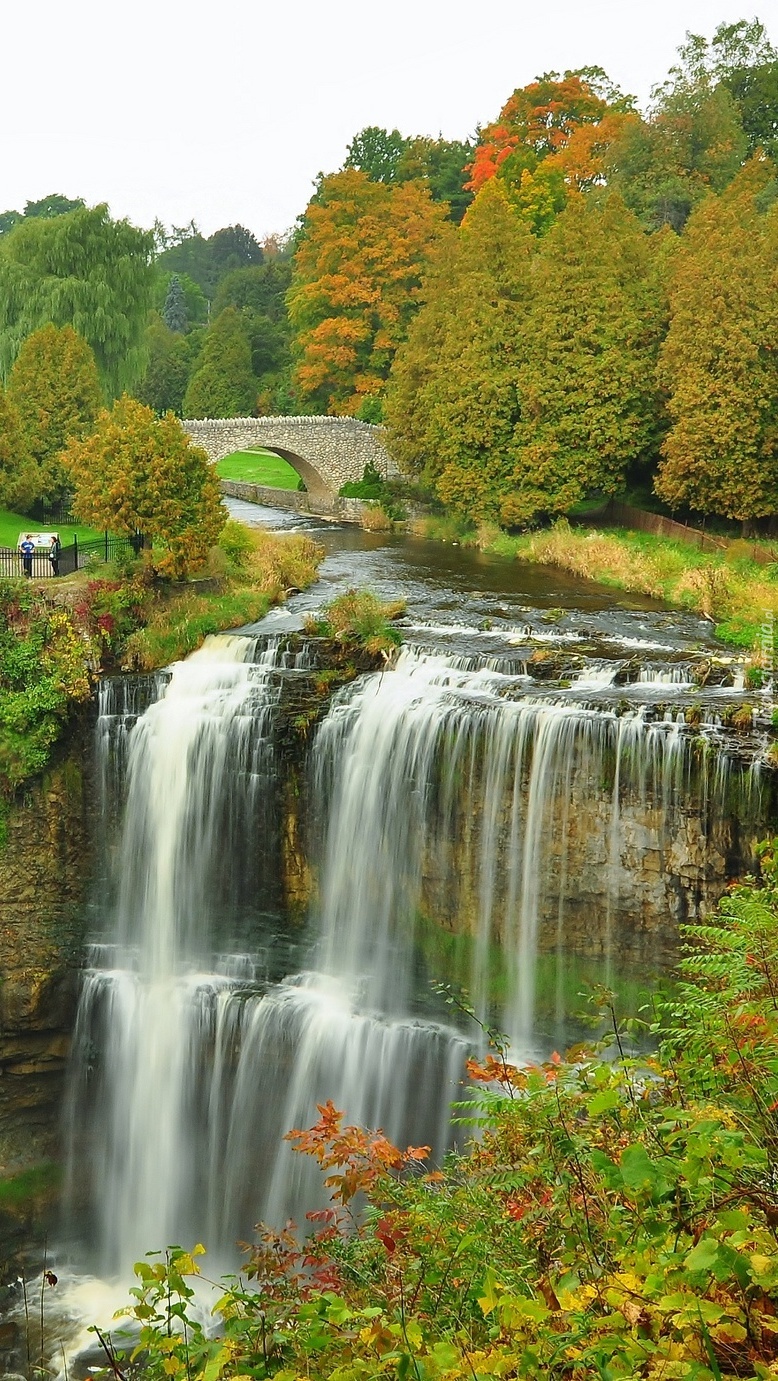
top-left (413, 514), bottom-right (778, 651)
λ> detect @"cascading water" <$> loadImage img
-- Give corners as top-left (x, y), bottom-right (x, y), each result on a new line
top-left (65, 635), bottom-right (288, 1274)
top-left (64, 630), bottom-right (764, 1279)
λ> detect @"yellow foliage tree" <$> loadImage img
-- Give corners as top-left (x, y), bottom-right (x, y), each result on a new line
top-left (655, 158), bottom-right (778, 523)
top-left (62, 397), bottom-right (225, 578)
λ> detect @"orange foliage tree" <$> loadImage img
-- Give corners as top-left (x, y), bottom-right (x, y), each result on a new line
top-left (468, 71), bottom-right (637, 232)
top-left (287, 170), bottom-right (450, 417)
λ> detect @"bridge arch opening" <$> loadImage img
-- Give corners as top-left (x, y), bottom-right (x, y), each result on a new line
top-left (260, 446), bottom-right (332, 500)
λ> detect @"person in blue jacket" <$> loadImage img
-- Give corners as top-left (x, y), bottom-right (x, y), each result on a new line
top-left (19, 534), bottom-right (35, 578)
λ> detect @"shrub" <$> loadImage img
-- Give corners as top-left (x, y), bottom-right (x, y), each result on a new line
top-left (305, 588), bottom-right (405, 655)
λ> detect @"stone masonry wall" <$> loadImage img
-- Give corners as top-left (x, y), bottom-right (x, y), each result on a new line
top-left (220, 479), bottom-right (369, 522)
top-left (183, 416), bottom-right (398, 496)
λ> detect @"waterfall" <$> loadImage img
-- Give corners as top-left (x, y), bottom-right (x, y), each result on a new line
top-left (65, 636), bottom-right (762, 1277)
top-left (65, 635), bottom-right (286, 1274)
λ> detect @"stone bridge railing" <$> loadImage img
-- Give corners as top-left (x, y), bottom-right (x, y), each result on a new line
top-left (182, 415), bottom-right (398, 498)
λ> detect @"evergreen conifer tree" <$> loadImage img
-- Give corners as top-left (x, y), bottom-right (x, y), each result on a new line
top-left (503, 194), bottom-right (665, 524)
top-left (386, 180), bottom-right (533, 519)
top-left (182, 308), bottom-right (256, 418)
top-left (162, 275), bottom-right (188, 333)
top-left (655, 159), bottom-right (778, 523)
top-left (8, 324), bottom-right (102, 503)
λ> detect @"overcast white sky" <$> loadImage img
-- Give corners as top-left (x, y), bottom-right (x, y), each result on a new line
top-left (4, 0), bottom-right (778, 239)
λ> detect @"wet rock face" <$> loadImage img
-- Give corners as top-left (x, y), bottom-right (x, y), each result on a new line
top-left (0, 734), bottom-right (93, 1173)
top-left (419, 764), bottom-right (760, 967)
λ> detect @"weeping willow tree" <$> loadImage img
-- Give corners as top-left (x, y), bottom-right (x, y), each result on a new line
top-left (0, 204), bottom-right (155, 398)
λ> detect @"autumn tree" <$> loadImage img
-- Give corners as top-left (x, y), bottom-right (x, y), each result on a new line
top-left (655, 159), bottom-right (778, 523)
top-left (467, 71), bottom-right (636, 232)
top-left (182, 307), bottom-right (257, 418)
top-left (288, 169), bottom-right (448, 416)
top-left (7, 324), bottom-right (102, 503)
top-left (386, 179), bottom-right (534, 517)
top-left (62, 396), bottom-right (226, 577)
top-left (0, 386), bottom-right (37, 512)
top-left (0, 205), bottom-right (154, 396)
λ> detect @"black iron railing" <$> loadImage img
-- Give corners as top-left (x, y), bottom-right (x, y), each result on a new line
top-left (0, 532), bottom-right (146, 580)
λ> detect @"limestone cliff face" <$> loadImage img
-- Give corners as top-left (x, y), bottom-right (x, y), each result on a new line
top-left (0, 728), bottom-right (93, 1174)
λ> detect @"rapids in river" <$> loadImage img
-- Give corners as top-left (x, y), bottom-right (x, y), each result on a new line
top-left (13, 500), bottom-right (775, 1358)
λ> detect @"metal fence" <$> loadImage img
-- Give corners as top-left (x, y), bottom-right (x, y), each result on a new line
top-left (0, 532), bottom-right (146, 580)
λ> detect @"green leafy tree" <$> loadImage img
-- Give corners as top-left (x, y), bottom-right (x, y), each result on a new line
top-left (23, 193), bottom-right (86, 220)
top-left (504, 193), bottom-right (666, 525)
top-left (0, 211), bottom-right (22, 237)
top-left (655, 159), bottom-right (778, 523)
top-left (0, 194), bottom-right (85, 239)
top-left (386, 179), bottom-right (533, 517)
top-left (136, 316), bottom-right (202, 417)
top-left (212, 262), bottom-right (292, 394)
top-left (344, 127), bottom-right (474, 221)
top-left (344, 126), bottom-right (410, 182)
top-left (212, 260), bottom-right (292, 323)
top-left (0, 204), bottom-right (154, 396)
top-left (157, 223), bottom-right (264, 299)
top-left (182, 307), bottom-right (257, 417)
top-left (163, 275), bottom-right (188, 333)
top-left (153, 270), bottom-right (208, 327)
top-left (672, 19), bottom-right (778, 157)
top-left (62, 396), bottom-right (226, 577)
top-left (0, 386), bottom-right (37, 512)
top-left (7, 324), bottom-right (102, 503)
top-left (612, 28), bottom-right (750, 230)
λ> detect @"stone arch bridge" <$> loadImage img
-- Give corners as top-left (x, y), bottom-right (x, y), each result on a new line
top-left (182, 415), bottom-right (398, 500)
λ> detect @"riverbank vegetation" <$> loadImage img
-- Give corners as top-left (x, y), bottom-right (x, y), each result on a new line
top-left (95, 850), bottom-right (778, 1381)
top-left (412, 515), bottom-right (778, 648)
top-left (0, 521), bottom-right (322, 810)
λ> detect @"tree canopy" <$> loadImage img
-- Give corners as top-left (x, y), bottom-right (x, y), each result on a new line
top-left (7, 324), bottom-right (102, 503)
top-left (386, 179), bottom-right (534, 518)
top-left (0, 204), bottom-right (154, 397)
top-left (182, 307), bottom-right (257, 418)
top-left (0, 386), bottom-right (36, 512)
top-left (655, 161), bottom-right (778, 522)
top-left (288, 170), bottom-right (449, 416)
top-left (62, 396), bottom-right (226, 577)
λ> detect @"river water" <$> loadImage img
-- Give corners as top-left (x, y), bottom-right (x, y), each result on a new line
top-left (19, 500), bottom-right (774, 1362)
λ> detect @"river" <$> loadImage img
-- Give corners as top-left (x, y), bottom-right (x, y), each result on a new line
top-left (5, 499), bottom-right (773, 1369)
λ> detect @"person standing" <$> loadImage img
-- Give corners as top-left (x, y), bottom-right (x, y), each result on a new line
top-left (20, 534), bottom-right (35, 578)
top-left (49, 533), bottom-right (61, 576)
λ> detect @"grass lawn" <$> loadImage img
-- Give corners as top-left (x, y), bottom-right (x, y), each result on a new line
top-left (216, 449), bottom-right (303, 490)
top-left (0, 507), bottom-right (103, 549)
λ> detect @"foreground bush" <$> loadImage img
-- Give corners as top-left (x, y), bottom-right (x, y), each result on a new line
top-left (102, 847), bottom-right (778, 1381)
